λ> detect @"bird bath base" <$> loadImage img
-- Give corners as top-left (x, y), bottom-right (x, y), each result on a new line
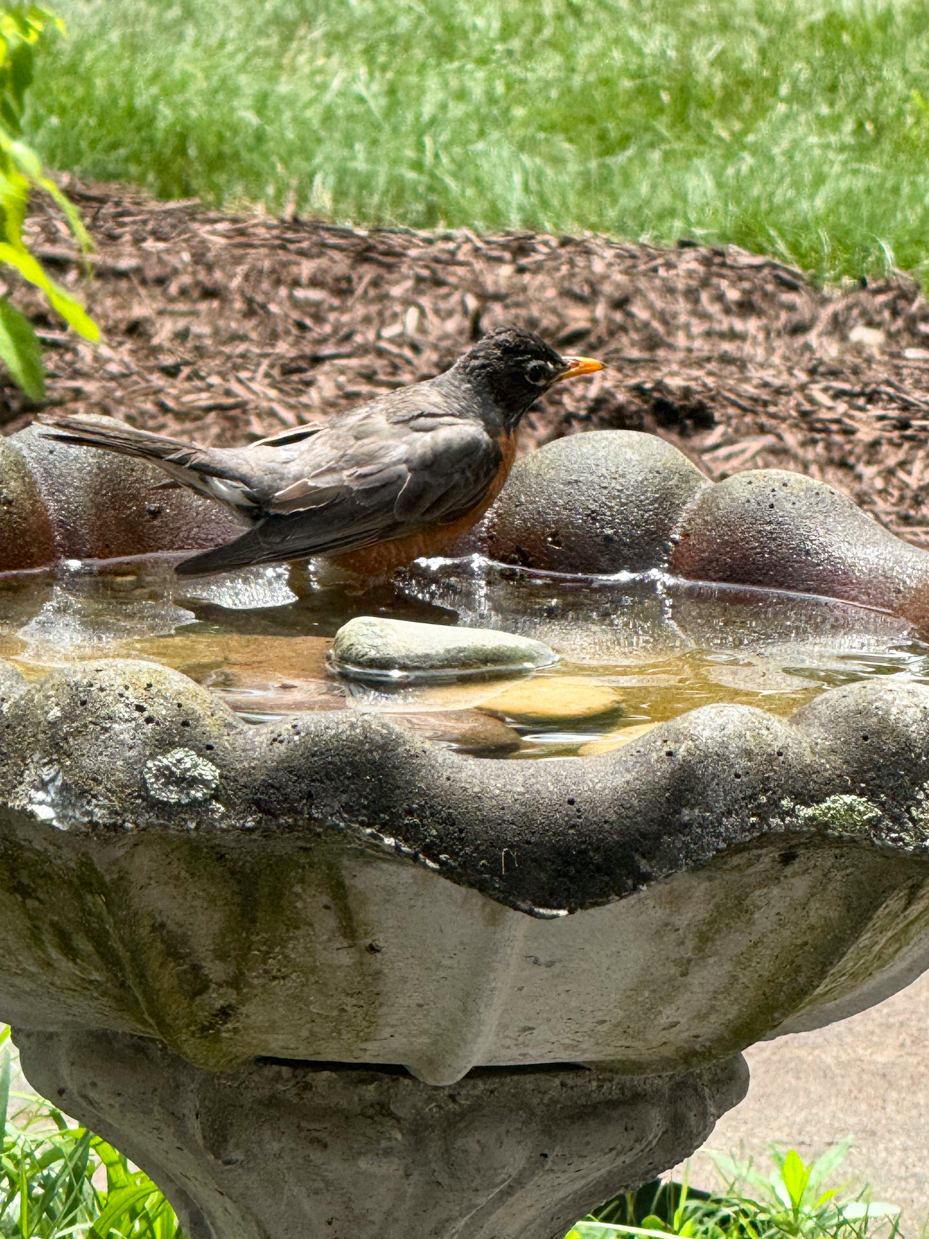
top-left (14, 1028), bottom-right (745, 1239)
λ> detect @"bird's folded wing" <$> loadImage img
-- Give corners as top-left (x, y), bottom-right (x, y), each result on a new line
top-left (245, 419), bottom-right (502, 562)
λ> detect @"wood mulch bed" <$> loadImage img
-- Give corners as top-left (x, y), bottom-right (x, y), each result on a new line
top-left (8, 177), bottom-right (929, 546)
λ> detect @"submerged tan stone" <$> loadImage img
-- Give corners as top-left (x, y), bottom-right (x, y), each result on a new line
top-left (127, 632), bottom-right (333, 686)
top-left (479, 675), bottom-right (622, 723)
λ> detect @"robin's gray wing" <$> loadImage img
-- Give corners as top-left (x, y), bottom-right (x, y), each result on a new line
top-left (175, 418), bottom-right (501, 575)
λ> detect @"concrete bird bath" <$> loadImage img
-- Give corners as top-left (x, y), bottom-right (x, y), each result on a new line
top-left (3, 423), bottom-right (929, 1238)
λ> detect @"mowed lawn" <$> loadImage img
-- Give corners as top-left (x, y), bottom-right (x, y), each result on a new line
top-left (26, 0), bottom-right (929, 279)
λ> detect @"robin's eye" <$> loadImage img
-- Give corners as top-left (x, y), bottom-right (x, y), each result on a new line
top-left (525, 360), bottom-right (552, 386)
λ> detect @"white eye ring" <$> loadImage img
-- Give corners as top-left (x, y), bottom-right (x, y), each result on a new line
top-left (525, 360), bottom-right (551, 386)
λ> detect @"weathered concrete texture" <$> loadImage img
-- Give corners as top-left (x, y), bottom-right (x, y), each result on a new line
top-left (461, 430), bottom-right (929, 633)
top-left (0, 436), bottom-right (55, 570)
top-left (477, 429), bottom-right (712, 573)
top-left (330, 615), bottom-right (556, 682)
top-left (669, 469), bottom-right (929, 631)
top-left (0, 659), bottom-right (26, 710)
top-left (7, 418), bottom-right (239, 563)
top-left (3, 660), bottom-right (929, 1081)
top-left (14, 1028), bottom-right (747, 1239)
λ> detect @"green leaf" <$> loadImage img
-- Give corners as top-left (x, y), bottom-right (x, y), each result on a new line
top-left (9, 138), bottom-right (40, 179)
top-left (47, 285), bottom-right (99, 341)
top-left (0, 298), bottom-right (43, 398)
top-left (780, 1149), bottom-right (811, 1209)
top-left (89, 1134), bottom-right (133, 1194)
top-left (0, 166), bottom-right (28, 245)
top-left (0, 241), bottom-right (99, 341)
top-left (7, 40), bottom-right (33, 119)
top-left (88, 1183), bottom-right (161, 1239)
top-left (803, 1137), bottom-right (852, 1192)
top-left (39, 175), bottom-right (92, 251)
top-left (639, 1216), bottom-right (667, 1233)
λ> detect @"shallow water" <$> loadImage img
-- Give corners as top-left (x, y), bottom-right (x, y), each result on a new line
top-left (0, 554), bottom-right (926, 758)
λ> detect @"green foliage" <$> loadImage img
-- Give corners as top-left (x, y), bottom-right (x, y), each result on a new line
top-left (0, 2), bottom-right (97, 401)
top-left (0, 297), bottom-right (42, 395)
top-left (20, 0), bottom-right (929, 281)
top-left (0, 1028), bottom-right (183, 1238)
top-left (567, 1144), bottom-right (902, 1239)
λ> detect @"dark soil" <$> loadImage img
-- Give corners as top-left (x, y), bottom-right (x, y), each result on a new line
top-left (10, 178), bottom-right (929, 547)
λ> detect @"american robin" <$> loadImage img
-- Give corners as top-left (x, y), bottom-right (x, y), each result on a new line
top-left (39, 327), bottom-right (604, 578)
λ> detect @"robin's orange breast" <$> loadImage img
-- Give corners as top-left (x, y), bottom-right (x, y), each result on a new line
top-left (333, 430), bottom-right (517, 578)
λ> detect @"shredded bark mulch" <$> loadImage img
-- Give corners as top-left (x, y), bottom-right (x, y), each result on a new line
top-left (8, 178), bottom-right (929, 547)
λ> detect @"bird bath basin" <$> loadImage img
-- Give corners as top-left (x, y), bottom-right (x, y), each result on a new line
top-left (4, 427), bottom-right (929, 1238)
top-left (0, 555), bottom-right (927, 759)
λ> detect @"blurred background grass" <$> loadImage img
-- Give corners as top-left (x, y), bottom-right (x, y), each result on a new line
top-left (23, 0), bottom-right (929, 280)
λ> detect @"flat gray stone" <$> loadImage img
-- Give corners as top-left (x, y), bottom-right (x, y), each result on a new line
top-left (330, 616), bottom-right (557, 682)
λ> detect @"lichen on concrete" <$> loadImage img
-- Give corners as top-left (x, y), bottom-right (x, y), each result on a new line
top-left (790, 793), bottom-right (886, 836)
top-left (143, 749), bottom-right (221, 806)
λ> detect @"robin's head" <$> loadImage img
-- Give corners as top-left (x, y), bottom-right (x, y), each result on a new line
top-left (452, 327), bottom-right (604, 427)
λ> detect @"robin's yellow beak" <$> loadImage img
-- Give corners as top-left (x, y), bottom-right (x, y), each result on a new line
top-left (556, 356), bottom-right (605, 382)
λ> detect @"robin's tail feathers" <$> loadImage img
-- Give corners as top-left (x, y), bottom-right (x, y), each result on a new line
top-left (37, 414), bottom-right (262, 515)
top-left (39, 414), bottom-right (218, 473)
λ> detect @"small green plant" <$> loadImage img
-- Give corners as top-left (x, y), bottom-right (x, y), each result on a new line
top-left (566, 1145), bottom-right (902, 1239)
top-left (0, 1027), bottom-right (182, 1238)
top-left (0, 3), bottom-right (97, 402)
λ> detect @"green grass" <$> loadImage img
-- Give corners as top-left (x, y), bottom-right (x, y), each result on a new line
top-left (20, 0), bottom-right (929, 280)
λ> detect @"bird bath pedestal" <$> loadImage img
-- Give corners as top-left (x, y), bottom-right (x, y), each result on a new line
top-left (4, 428), bottom-right (929, 1237)
top-left (15, 1032), bottom-right (744, 1239)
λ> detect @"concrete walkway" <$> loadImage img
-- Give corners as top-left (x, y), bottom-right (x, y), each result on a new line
top-left (685, 970), bottom-right (929, 1230)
